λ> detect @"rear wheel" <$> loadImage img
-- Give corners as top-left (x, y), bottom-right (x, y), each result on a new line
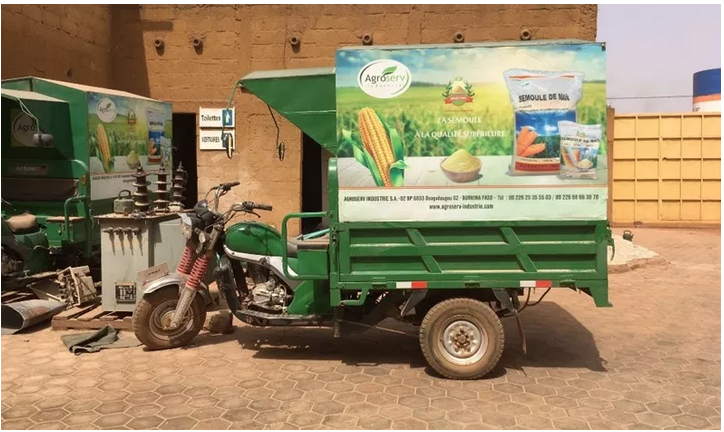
top-left (419, 297), bottom-right (504, 379)
top-left (133, 287), bottom-right (206, 350)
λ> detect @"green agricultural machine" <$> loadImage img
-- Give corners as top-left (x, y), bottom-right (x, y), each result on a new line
top-left (1, 78), bottom-right (172, 285)
top-left (134, 41), bottom-right (613, 379)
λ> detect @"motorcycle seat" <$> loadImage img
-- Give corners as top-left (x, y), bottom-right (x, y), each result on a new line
top-left (6, 212), bottom-right (37, 232)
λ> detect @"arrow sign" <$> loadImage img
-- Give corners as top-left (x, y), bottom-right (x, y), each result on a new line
top-left (199, 129), bottom-right (235, 151)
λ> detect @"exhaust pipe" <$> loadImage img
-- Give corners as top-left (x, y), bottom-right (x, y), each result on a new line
top-left (1, 300), bottom-right (66, 334)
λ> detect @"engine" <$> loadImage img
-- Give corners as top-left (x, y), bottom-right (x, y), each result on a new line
top-left (249, 276), bottom-right (290, 312)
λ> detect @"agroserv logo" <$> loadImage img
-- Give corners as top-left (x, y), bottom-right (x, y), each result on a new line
top-left (357, 59), bottom-right (412, 99)
top-left (12, 112), bottom-right (37, 146)
top-left (96, 97), bottom-right (117, 123)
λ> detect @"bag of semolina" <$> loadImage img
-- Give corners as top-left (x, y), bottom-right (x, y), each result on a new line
top-left (558, 121), bottom-right (601, 180)
top-left (504, 69), bottom-right (584, 175)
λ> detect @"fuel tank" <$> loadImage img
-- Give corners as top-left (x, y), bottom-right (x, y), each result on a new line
top-left (224, 221), bottom-right (286, 256)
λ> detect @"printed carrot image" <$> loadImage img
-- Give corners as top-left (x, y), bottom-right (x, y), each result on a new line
top-left (515, 126), bottom-right (539, 156)
top-left (519, 143), bottom-right (546, 158)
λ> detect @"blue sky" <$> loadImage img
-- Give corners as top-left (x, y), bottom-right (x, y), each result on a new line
top-left (598, 5), bottom-right (721, 113)
top-left (337, 44), bottom-right (605, 88)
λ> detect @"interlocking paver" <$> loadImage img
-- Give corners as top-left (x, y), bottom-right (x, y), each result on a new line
top-left (28, 420), bottom-right (65, 430)
top-left (357, 414), bottom-right (392, 429)
top-left (1, 228), bottom-right (720, 430)
top-left (127, 415), bottom-right (164, 428)
top-left (287, 411), bottom-right (323, 427)
top-left (29, 408), bottom-right (68, 423)
top-left (322, 413), bottom-right (357, 428)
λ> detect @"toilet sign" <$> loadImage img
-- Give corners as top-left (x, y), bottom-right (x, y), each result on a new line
top-left (199, 107), bottom-right (235, 128)
top-left (199, 107), bottom-right (235, 152)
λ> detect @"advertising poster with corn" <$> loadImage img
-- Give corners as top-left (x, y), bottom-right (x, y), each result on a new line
top-left (87, 92), bottom-right (172, 200)
top-left (335, 41), bottom-right (607, 222)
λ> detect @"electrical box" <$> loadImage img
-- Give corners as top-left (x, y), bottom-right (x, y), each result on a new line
top-left (96, 213), bottom-right (185, 312)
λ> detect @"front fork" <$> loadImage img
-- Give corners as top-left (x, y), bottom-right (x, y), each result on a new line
top-left (169, 251), bottom-right (211, 329)
top-left (168, 227), bottom-right (220, 330)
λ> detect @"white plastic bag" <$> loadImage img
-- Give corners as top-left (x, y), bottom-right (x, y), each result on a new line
top-left (558, 121), bottom-right (601, 180)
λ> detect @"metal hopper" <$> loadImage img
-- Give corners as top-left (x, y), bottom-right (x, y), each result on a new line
top-left (240, 68), bottom-right (336, 152)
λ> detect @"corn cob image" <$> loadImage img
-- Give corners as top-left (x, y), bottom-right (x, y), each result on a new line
top-left (358, 108), bottom-right (395, 187)
top-left (96, 124), bottom-right (113, 173)
top-left (340, 108), bottom-right (408, 187)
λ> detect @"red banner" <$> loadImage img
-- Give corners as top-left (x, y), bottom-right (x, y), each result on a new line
top-left (444, 95), bottom-right (474, 104)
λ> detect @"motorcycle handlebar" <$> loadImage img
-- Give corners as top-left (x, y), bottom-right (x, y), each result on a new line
top-left (219, 181), bottom-right (240, 191)
top-left (240, 201), bottom-right (272, 212)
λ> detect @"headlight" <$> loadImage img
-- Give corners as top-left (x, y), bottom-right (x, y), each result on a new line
top-left (179, 213), bottom-right (193, 239)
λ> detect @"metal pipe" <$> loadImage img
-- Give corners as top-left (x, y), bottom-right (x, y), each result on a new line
top-left (63, 195), bottom-right (87, 240)
top-left (1, 300), bottom-right (66, 334)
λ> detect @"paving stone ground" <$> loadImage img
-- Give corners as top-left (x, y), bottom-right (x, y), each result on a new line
top-left (1, 228), bottom-right (720, 430)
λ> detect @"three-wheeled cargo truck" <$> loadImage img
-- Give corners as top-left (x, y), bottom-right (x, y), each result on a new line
top-left (1, 78), bottom-right (173, 284)
top-left (133, 40), bottom-right (612, 379)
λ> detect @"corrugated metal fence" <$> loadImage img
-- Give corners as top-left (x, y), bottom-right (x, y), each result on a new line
top-left (612, 112), bottom-right (721, 225)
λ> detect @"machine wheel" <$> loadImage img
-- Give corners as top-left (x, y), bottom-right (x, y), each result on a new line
top-left (419, 297), bottom-right (504, 379)
top-left (133, 286), bottom-right (206, 350)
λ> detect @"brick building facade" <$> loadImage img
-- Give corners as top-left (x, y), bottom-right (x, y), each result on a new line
top-left (1, 5), bottom-right (597, 234)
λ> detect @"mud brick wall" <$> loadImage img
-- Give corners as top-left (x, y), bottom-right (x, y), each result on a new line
top-left (1, 5), bottom-right (113, 86)
top-left (2, 4), bottom-right (597, 234)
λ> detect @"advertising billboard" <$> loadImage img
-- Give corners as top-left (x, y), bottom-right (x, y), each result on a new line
top-left (335, 42), bottom-right (607, 222)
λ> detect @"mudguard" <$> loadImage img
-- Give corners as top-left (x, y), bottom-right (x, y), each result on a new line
top-left (140, 272), bottom-right (213, 306)
top-left (141, 272), bottom-right (188, 295)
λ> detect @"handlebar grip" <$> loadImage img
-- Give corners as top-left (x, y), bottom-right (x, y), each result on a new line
top-left (220, 181), bottom-right (240, 190)
top-left (255, 204), bottom-right (273, 211)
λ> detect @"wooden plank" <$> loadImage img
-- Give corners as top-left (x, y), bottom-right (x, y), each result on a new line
top-left (52, 302), bottom-right (98, 322)
top-left (53, 313), bottom-right (134, 331)
top-left (1, 291), bottom-right (19, 300)
top-left (13, 293), bottom-right (36, 302)
top-left (117, 316), bottom-right (134, 330)
top-left (1, 292), bottom-right (21, 303)
top-left (53, 319), bottom-right (102, 331)
top-left (77, 307), bottom-right (108, 322)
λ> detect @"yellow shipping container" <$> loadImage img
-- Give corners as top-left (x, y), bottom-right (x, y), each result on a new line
top-left (612, 112), bottom-right (721, 225)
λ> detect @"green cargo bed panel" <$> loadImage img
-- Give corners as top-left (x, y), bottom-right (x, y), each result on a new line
top-left (337, 220), bottom-right (608, 284)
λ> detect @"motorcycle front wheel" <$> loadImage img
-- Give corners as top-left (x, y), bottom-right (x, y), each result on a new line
top-left (133, 286), bottom-right (206, 350)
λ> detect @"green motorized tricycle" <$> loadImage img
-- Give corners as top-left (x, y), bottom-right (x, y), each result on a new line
top-left (133, 40), bottom-right (612, 379)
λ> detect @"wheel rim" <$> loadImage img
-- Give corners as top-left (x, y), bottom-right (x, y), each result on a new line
top-left (149, 299), bottom-right (195, 341)
top-left (438, 319), bottom-right (488, 366)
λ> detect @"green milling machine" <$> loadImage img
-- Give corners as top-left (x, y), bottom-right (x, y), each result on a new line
top-left (1, 77), bottom-right (177, 296)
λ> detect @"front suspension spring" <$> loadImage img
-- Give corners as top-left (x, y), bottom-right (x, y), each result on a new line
top-left (186, 254), bottom-right (210, 289)
top-left (177, 244), bottom-right (195, 275)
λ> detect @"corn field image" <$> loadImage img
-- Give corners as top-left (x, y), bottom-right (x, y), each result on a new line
top-left (87, 97), bottom-right (173, 174)
top-left (337, 82), bottom-right (607, 159)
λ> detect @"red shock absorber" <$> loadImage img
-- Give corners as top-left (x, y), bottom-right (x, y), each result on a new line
top-left (185, 254), bottom-right (210, 290)
top-left (177, 244), bottom-right (195, 275)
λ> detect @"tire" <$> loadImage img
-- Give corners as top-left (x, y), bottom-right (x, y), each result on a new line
top-left (133, 286), bottom-right (206, 350)
top-left (419, 297), bottom-right (505, 380)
